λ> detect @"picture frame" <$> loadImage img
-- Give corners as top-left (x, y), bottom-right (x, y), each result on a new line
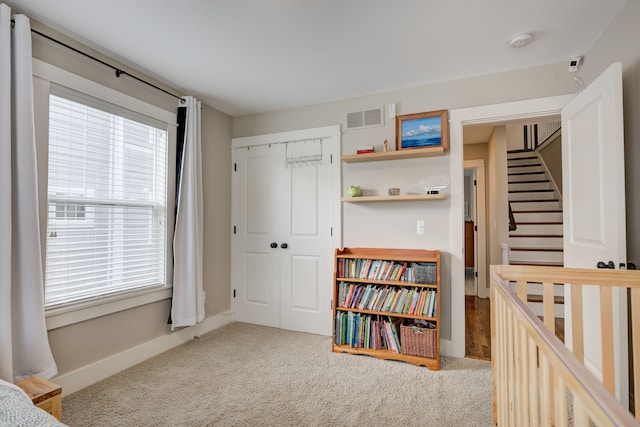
top-left (396, 109), bottom-right (449, 151)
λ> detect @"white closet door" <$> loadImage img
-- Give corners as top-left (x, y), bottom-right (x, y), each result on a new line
top-left (232, 144), bottom-right (281, 328)
top-left (279, 141), bottom-right (333, 336)
top-left (232, 139), bottom-right (334, 336)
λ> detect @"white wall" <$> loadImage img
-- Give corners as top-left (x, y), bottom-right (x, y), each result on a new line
top-left (582, 0), bottom-right (640, 87)
top-left (487, 127), bottom-right (509, 267)
top-left (506, 124), bottom-right (524, 151)
top-left (583, 0), bottom-right (640, 266)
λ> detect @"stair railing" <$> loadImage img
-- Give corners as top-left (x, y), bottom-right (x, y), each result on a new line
top-left (501, 243), bottom-right (511, 265)
top-left (491, 264), bottom-right (640, 426)
top-left (508, 201), bottom-right (517, 231)
top-left (523, 121), bottom-right (561, 151)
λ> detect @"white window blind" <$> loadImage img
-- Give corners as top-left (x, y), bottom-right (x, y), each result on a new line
top-left (45, 84), bottom-right (168, 308)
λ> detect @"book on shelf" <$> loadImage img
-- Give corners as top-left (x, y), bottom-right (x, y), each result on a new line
top-left (337, 281), bottom-right (437, 318)
top-left (335, 312), bottom-right (402, 353)
top-left (356, 145), bottom-right (374, 154)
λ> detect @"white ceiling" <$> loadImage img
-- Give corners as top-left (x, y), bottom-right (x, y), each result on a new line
top-left (5, 0), bottom-right (628, 117)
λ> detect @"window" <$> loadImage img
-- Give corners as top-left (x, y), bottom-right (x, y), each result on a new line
top-left (45, 84), bottom-right (168, 308)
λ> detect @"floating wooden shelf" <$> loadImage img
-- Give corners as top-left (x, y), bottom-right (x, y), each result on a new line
top-left (341, 194), bottom-right (446, 203)
top-left (341, 146), bottom-right (445, 163)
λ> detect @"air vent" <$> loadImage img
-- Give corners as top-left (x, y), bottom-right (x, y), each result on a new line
top-left (347, 111), bottom-right (364, 129)
top-left (346, 107), bottom-right (383, 130)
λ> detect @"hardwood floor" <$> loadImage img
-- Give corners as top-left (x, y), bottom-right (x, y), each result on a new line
top-left (465, 295), bottom-right (491, 360)
top-left (464, 295), bottom-right (566, 362)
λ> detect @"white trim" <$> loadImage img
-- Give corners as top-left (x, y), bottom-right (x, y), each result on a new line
top-left (53, 311), bottom-right (233, 395)
top-left (449, 95), bottom-right (574, 125)
top-left (35, 58), bottom-right (178, 329)
top-left (32, 59), bottom-right (176, 125)
top-left (46, 286), bottom-right (172, 330)
top-left (449, 94), bottom-right (573, 358)
top-left (231, 125), bottom-right (340, 148)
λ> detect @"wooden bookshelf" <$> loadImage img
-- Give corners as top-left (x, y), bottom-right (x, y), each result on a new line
top-left (332, 247), bottom-right (441, 370)
top-left (341, 194), bottom-right (446, 203)
top-left (341, 146), bottom-right (444, 163)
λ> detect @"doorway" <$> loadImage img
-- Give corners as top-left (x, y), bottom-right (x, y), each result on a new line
top-left (464, 158), bottom-right (488, 359)
top-left (464, 168), bottom-right (476, 296)
top-left (449, 94), bottom-right (574, 358)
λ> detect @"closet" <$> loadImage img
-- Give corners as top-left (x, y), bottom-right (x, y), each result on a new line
top-left (231, 126), bottom-right (340, 336)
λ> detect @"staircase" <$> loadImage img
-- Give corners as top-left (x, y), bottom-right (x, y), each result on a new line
top-left (507, 151), bottom-right (563, 267)
top-left (507, 137), bottom-right (565, 333)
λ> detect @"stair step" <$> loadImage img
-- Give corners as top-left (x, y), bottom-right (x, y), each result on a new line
top-left (509, 189), bottom-right (555, 194)
top-left (509, 251), bottom-right (563, 264)
top-left (513, 209), bottom-right (562, 219)
top-left (511, 200), bottom-right (561, 211)
top-left (509, 234), bottom-right (563, 238)
top-left (508, 179), bottom-right (550, 184)
top-left (508, 165), bottom-right (544, 174)
top-left (509, 183), bottom-right (552, 193)
top-left (508, 159), bottom-right (541, 167)
top-left (511, 199), bottom-right (559, 203)
top-left (511, 223), bottom-right (563, 236)
top-left (510, 247), bottom-right (564, 252)
top-left (508, 237), bottom-right (563, 249)
top-left (510, 192), bottom-right (558, 201)
top-left (507, 150), bottom-right (537, 156)
top-left (517, 221), bottom-right (563, 225)
top-left (513, 211), bottom-right (563, 223)
top-left (508, 155), bottom-right (537, 160)
top-left (508, 162), bottom-right (541, 168)
top-left (511, 261), bottom-right (564, 267)
top-left (508, 171), bottom-right (545, 176)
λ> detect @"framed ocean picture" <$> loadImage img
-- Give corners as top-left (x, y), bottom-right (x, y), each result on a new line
top-left (396, 110), bottom-right (449, 151)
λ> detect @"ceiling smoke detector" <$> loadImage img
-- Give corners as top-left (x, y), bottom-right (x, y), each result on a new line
top-left (509, 32), bottom-right (533, 48)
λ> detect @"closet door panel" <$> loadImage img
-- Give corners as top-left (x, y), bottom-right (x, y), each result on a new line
top-left (280, 142), bottom-right (332, 335)
top-left (232, 145), bottom-right (280, 328)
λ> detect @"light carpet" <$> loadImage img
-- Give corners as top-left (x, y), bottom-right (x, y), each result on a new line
top-left (62, 322), bottom-right (492, 426)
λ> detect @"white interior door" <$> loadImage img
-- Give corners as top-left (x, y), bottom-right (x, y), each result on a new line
top-left (562, 62), bottom-right (627, 404)
top-left (279, 141), bottom-right (333, 335)
top-left (232, 129), bottom-right (338, 336)
top-left (232, 144), bottom-right (281, 328)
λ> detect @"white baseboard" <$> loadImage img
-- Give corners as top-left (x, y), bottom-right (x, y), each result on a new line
top-left (53, 311), bottom-right (233, 395)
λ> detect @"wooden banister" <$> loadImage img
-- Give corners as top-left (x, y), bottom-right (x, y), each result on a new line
top-left (491, 264), bottom-right (640, 426)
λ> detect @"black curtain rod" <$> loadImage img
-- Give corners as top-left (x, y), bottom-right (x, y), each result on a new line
top-left (26, 26), bottom-right (185, 104)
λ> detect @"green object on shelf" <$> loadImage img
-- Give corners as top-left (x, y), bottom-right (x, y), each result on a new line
top-left (348, 185), bottom-right (362, 197)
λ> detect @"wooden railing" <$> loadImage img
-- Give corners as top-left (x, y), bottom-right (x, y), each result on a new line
top-left (508, 202), bottom-right (517, 232)
top-left (491, 264), bottom-right (640, 426)
top-left (523, 122), bottom-right (561, 151)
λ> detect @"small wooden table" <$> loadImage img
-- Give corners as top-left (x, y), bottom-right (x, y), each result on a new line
top-left (15, 376), bottom-right (62, 421)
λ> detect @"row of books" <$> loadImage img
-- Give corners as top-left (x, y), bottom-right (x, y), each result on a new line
top-left (335, 312), bottom-right (401, 352)
top-left (337, 282), bottom-right (437, 317)
top-left (337, 258), bottom-right (432, 283)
